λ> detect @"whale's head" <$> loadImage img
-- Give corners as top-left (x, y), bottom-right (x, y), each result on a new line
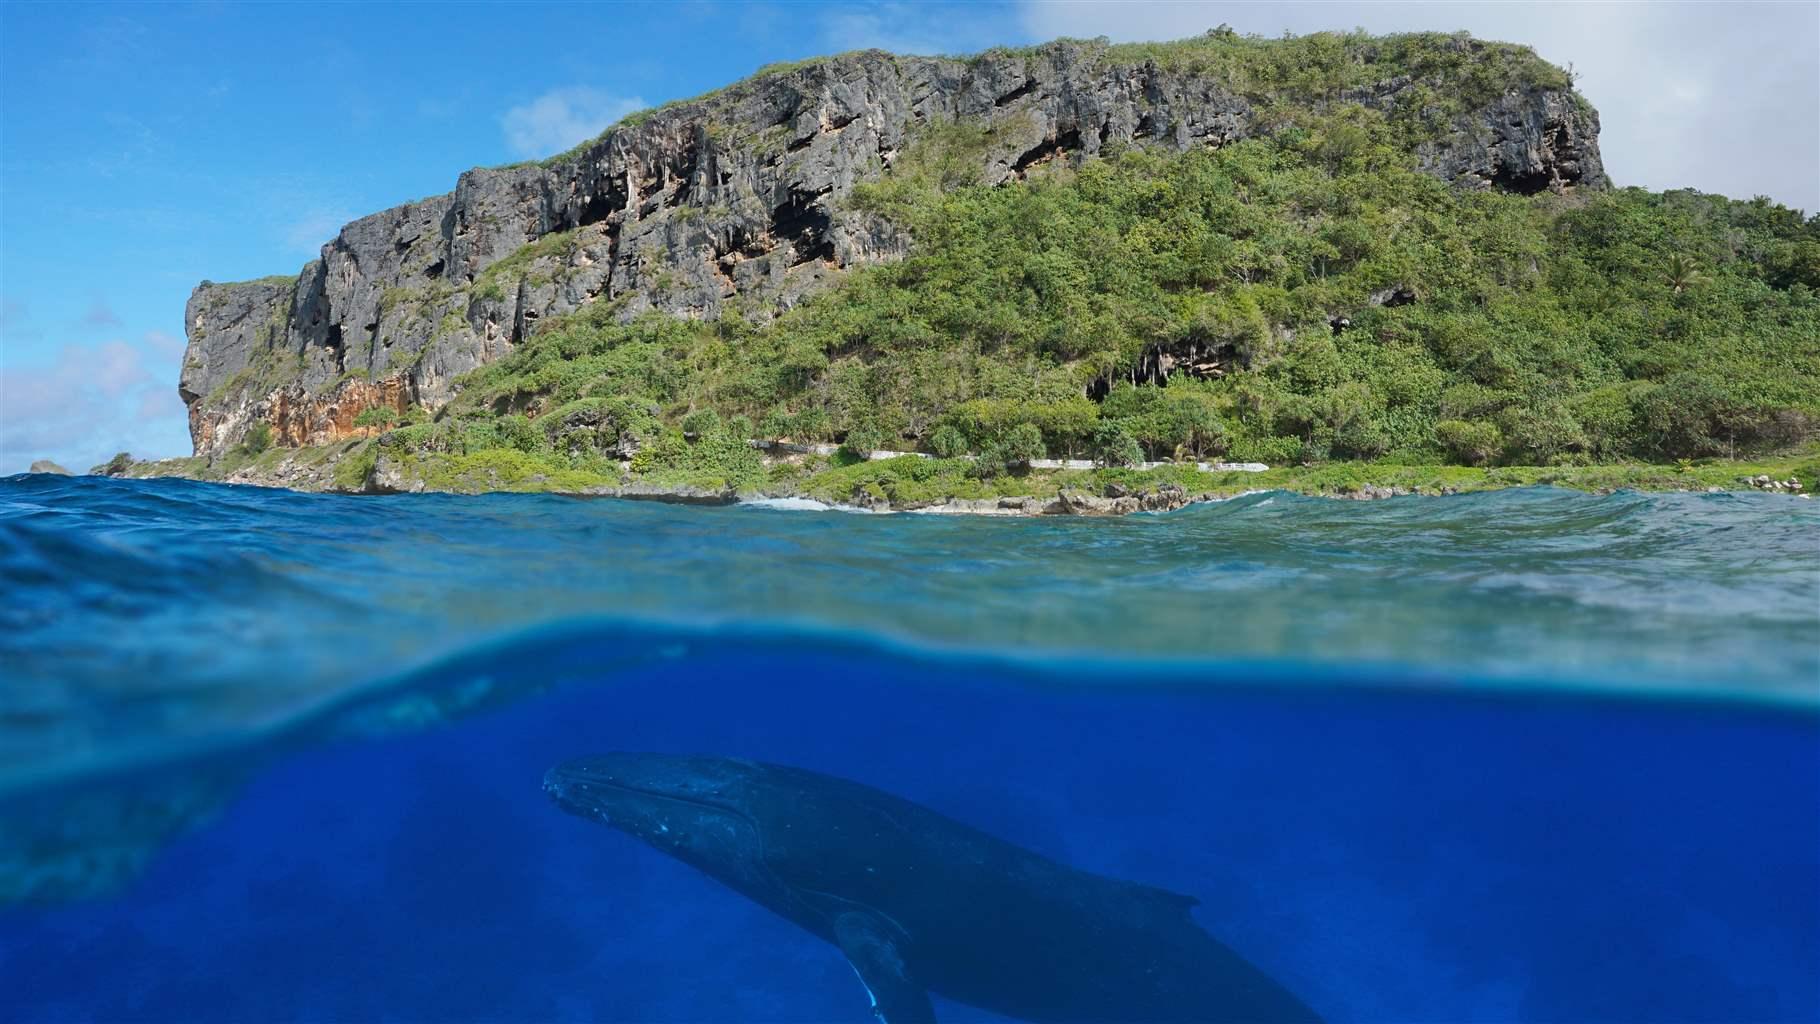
top-left (544, 753), bottom-right (774, 887)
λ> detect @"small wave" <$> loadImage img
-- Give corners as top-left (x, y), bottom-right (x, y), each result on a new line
top-left (737, 496), bottom-right (878, 513)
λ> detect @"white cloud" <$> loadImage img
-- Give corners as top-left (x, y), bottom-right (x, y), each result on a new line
top-left (281, 208), bottom-right (355, 256)
top-left (500, 87), bottom-right (647, 160)
top-left (1016, 0), bottom-right (1820, 212)
top-left (819, 1), bottom-right (1026, 58)
top-left (135, 385), bottom-right (186, 423)
top-left (92, 340), bottom-right (153, 396)
top-left (821, 3), bottom-right (974, 55)
top-left (0, 336), bottom-right (190, 474)
top-left (142, 329), bottom-right (186, 359)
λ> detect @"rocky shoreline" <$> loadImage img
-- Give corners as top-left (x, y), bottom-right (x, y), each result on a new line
top-left (64, 444), bottom-right (1818, 516)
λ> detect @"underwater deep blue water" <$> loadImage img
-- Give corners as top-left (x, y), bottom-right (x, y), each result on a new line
top-left (1, 474), bottom-right (1816, 1022)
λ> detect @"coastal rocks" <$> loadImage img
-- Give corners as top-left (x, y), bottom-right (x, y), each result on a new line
top-left (366, 452), bottom-right (421, 494)
top-left (28, 460), bottom-right (71, 475)
top-left (180, 35), bottom-right (1604, 456)
top-left (851, 483), bottom-right (1211, 516)
top-left (1743, 474), bottom-right (1805, 493)
top-left (1044, 483), bottom-right (1199, 515)
top-left (88, 453), bottom-right (135, 477)
top-left (600, 480), bottom-right (741, 505)
top-left (1335, 483), bottom-right (1413, 500)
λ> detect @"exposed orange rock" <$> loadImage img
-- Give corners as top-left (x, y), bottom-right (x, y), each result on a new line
top-left (189, 404), bottom-right (224, 455)
top-left (189, 375), bottom-right (416, 455)
top-left (269, 376), bottom-right (414, 447)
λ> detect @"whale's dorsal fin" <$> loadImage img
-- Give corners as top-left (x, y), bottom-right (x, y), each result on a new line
top-left (833, 911), bottom-right (936, 1024)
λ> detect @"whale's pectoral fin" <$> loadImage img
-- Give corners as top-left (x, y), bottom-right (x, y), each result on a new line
top-left (833, 911), bottom-right (936, 1024)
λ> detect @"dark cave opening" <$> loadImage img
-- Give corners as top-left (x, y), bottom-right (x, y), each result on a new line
top-left (1014, 129), bottom-right (1083, 174)
top-left (994, 79), bottom-right (1037, 107)
top-left (773, 188), bottom-right (836, 265)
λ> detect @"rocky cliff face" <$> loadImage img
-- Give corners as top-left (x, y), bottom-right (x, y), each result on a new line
top-left (180, 35), bottom-right (1603, 455)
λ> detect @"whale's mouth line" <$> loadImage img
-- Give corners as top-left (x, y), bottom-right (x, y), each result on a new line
top-left (551, 770), bottom-right (789, 897)
top-left (552, 774), bottom-right (758, 831)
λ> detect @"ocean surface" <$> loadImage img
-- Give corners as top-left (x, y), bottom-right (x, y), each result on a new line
top-left (0, 473), bottom-right (1815, 1022)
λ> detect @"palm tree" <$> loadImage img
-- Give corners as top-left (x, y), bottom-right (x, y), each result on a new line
top-left (1665, 253), bottom-right (1707, 294)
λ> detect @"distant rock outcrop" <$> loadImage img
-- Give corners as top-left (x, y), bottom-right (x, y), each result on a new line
top-left (180, 34), bottom-right (1603, 456)
top-left (88, 453), bottom-right (135, 477)
top-left (28, 459), bottom-right (72, 475)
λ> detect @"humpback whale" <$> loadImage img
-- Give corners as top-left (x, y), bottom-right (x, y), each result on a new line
top-left (544, 753), bottom-right (1322, 1023)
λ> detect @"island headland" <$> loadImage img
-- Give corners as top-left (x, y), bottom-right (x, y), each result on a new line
top-left (110, 29), bottom-right (1817, 509)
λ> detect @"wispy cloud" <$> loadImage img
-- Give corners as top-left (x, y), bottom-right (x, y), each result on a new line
top-left (500, 87), bottom-right (647, 160)
top-left (135, 384), bottom-right (186, 423)
top-left (281, 208), bottom-right (355, 257)
top-left (143, 329), bottom-right (186, 359)
top-left (62, 13), bottom-right (152, 71)
top-left (0, 333), bottom-right (190, 473)
top-left (820, 2), bottom-right (990, 55)
top-left (81, 300), bottom-right (123, 329)
top-left (826, 3), bottom-right (960, 54)
top-left (83, 112), bottom-right (165, 179)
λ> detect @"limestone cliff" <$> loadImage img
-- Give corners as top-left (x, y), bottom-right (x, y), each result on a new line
top-left (180, 33), bottom-right (1603, 455)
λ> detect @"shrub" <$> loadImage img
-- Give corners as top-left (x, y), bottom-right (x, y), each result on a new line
top-left (241, 421), bottom-right (274, 455)
top-left (971, 441), bottom-right (1011, 479)
top-left (332, 442), bottom-right (378, 491)
top-left (1091, 420), bottom-right (1144, 467)
top-left (927, 424), bottom-right (969, 458)
top-left (759, 410), bottom-right (793, 440)
top-left (681, 408), bottom-right (722, 438)
top-left (840, 420), bottom-right (889, 459)
top-left (1497, 403), bottom-right (1586, 464)
top-left (1555, 389), bottom-right (1625, 459)
top-left (794, 408), bottom-right (832, 443)
top-left (1228, 434), bottom-right (1302, 465)
top-left (495, 414), bottom-right (544, 454)
top-left (1434, 419), bottom-right (1503, 466)
top-left (353, 407), bottom-right (399, 431)
top-left (1164, 392), bottom-right (1229, 459)
top-left (1003, 422), bottom-right (1047, 467)
top-left (631, 427), bottom-right (763, 483)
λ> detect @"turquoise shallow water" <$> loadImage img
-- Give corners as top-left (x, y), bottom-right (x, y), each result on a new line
top-left (0, 474), bottom-right (1816, 1021)
top-left (1, 475), bottom-right (1814, 791)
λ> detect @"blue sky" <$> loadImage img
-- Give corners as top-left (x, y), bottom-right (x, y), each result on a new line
top-left (2, 1), bottom-right (1815, 474)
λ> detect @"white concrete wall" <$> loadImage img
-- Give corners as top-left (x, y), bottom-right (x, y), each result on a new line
top-left (749, 439), bottom-right (1268, 472)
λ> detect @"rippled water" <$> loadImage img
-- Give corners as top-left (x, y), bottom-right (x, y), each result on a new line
top-left (0, 474), bottom-right (1815, 1021)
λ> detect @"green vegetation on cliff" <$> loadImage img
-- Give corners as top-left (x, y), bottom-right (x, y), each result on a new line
top-left (404, 95), bottom-right (1816, 496)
